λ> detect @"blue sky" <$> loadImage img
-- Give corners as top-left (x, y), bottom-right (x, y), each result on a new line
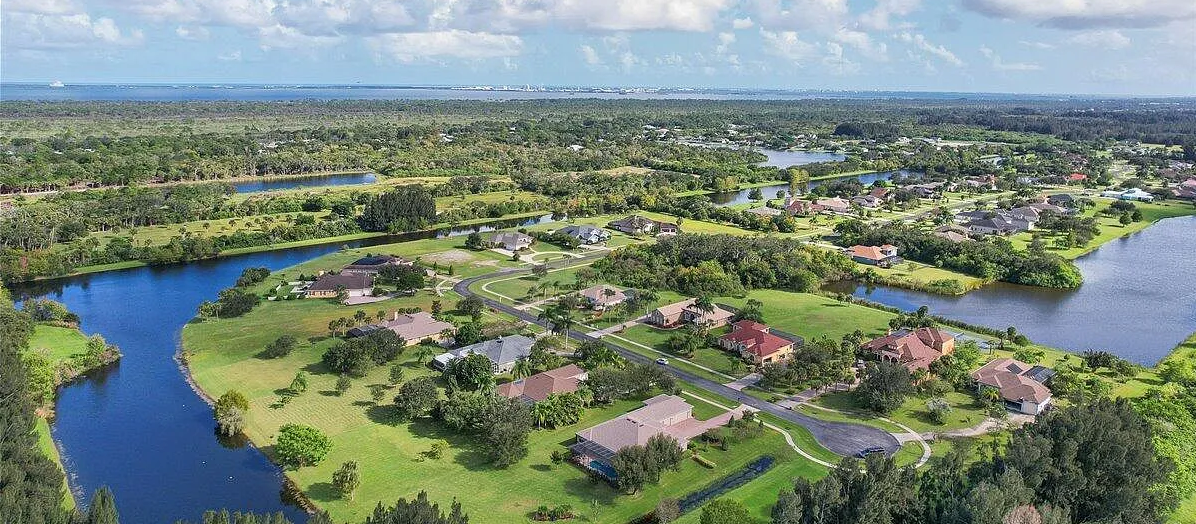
top-left (3, 0), bottom-right (1194, 95)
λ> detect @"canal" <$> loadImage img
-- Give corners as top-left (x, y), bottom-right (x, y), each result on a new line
top-left (826, 215), bottom-right (1196, 365)
top-left (708, 170), bottom-right (919, 206)
top-left (10, 212), bottom-right (563, 523)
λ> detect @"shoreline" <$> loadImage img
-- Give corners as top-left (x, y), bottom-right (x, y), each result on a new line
top-left (23, 210), bottom-right (553, 283)
top-left (0, 169), bottom-right (377, 198)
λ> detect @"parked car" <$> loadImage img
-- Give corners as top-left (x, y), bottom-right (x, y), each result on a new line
top-left (655, 357), bottom-right (669, 365)
top-left (857, 446), bottom-right (887, 458)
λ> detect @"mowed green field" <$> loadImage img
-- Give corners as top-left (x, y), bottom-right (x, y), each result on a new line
top-left (28, 324), bottom-right (90, 363)
top-left (35, 417), bottom-right (76, 511)
top-left (720, 290), bottom-right (894, 342)
top-left (1009, 200), bottom-right (1196, 260)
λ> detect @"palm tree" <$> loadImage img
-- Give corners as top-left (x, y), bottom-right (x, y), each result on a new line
top-left (637, 288), bottom-right (660, 317)
top-left (415, 345), bottom-right (437, 365)
top-left (539, 305), bottom-right (576, 350)
top-left (375, 310), bottom-right (386, 322)
top-left (353, 309), bottom-right (368, 325)
top-left (512, 357), bottom-right (533, 379)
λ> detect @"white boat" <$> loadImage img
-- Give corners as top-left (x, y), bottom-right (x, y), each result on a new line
top-left (49, 80), bottom-right (65, 88)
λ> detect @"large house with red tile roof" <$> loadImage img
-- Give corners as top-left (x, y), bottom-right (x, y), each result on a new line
top-left (862, 327), bottom-right (955, 372)
top-left (971, 358), bottom-right (1053, 415)
top-left (847, 244), bottom-right (902, 268)
top-left (497, 364), bottom-right (587, 403)
top-left (718, 320), bottom-right (795, 365)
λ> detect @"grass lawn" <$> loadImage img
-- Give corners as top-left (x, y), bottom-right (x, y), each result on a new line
top-left (28, 324), bottom-right (90, 363)
top-left (719, 290), bottom-right (895, 343)
top-left (812, 390), bottom-right (989, 434)
top-left (849, 260), bottom-right (987, 294)
top-left (1009, 200), bottom-right (1196, 260)
top-left (183, 259), bottom-right (829, 523)
top-left (35, 417), bottom-right (76, 512)
top-left (618, 324), bottom-right (749, 379)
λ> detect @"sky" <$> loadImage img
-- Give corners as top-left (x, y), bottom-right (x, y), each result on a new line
top-left (2, 0), bottom-right (1195, 95)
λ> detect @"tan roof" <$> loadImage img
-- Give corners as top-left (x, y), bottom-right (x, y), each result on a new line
top-left (308, 273), bottom-right (373, 292)
top-left (579, 285), bottom-right (627, 307)
top-left (497, 364), bottom-right (587, 402)
top-left (651, 298), bottom-right (733, 323)
top-left (863, 328), bottom-right (953, 371)
top-left (972, 358), bottom-right (1052, 404)
top-left (575, 394), bottom-right (733, 454)
top-left (381, 312), bottom-right (455, 342)
top-left (653, 298), bottom-right (698, 318)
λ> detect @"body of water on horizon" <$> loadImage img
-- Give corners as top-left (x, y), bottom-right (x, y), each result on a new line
top-left (232, 173), bottom-right (377, 194)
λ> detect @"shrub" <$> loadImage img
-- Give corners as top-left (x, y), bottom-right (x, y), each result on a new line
top-left (261, 334), bottom-right (297, 359)
top-left (274, 424), bottom-right (332, 467)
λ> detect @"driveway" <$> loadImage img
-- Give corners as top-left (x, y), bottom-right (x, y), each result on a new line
top-left (455, 272), bottom-right (900, 458)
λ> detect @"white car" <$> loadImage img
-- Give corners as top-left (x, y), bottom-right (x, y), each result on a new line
top-left (655, 357), bottom-right (669, 365)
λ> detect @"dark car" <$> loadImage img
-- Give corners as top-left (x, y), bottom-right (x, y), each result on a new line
top-left (857, 446), bottom-right (887, 458)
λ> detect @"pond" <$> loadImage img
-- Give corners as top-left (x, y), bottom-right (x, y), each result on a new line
top-left (232, 173), bottom-right (377, 194)
top-left (9, 213), bottom-right (563, 523)
top-left (707, 170), bottom-right (918, 206)
top-left (825, 215), bottom-right (1196, 365)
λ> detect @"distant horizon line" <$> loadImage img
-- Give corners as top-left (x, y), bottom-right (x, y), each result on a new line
top-left (3, 81), bottom-right (1194, 100)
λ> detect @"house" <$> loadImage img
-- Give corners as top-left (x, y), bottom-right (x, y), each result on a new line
top-left (607, 215), bottom-right (680, 236)
top-left (934, 225), bottom-right (971, 243)
top-left (558, 225), bottom-right (611, 244)
top-left (784, 198), bottom-right (818, 216)
top-left (348, 311), bottom-right (455, 345)
top-left (814, 197), bottom-right (853, 214)
top-left (1066, 172), bottom-right (1088, 183)
top-left (579, 284), bottom-right (627, 310)
top-left (965, 215), bottom-right (1033, 235)
top-left (869, 187), bottom-right (892, 201)
top-left (906, 182), bottom-right (944, 198)
top-left (489, 231), bottom-right (533, 251)
top-left (1172, 178), bottom-right (1196, 200)
top-left (1101, 188), bottom-right (1155, 202)
top-left (305, 273), bottom-right (374, 299)
top-left (432, 334), bottom-right (536, 374)
top-left (862, 327), bottom-right (955, 372)
top-left (646, 298), bottom-right (733, 328)
top-left (746, 206), bottom-right (784, 217)
top-left (571, 395), bottom-right (738, 477)
top-left (717, 320), bottom-right (796, 365)
top-left (847, 245), bottom-right (902, 268)
top-left (1046, 194), bottom-right (1076, 207)
top-left (497, 364), bottom-right (588, 403)
top-left (971, 358), bottom-right (1053, 415)
top-left (341, 254), bottom-right (413, 275)
top-left (851, 195), bottom-right (884, 208)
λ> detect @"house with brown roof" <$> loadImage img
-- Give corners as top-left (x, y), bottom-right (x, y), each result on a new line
top-left (718, 320), bottom-right (795, 365)
top-left (497, 364), bottom-right (587, 403)
top-left (606, 215), bottom-right (680, 236)
top-left (847, 245), bottom-right (902, 268)
top-left (646, 298), bottom-right (733, 328)
top-left (814, 197), bottom-right (853, 214)
top-left (571, 394), bottom-right (738, 477)
top-left (579, 285), bottom-right (627, 311)
top-left (784, 198), bottom-right (818, 216)
top-left (971, 358), bottom-right (1053, 415)
top-left (305, 273), bottom-right (374, 299)
top-left (347, 311), bottom-right (455, 346)
top-left (862, 327), bottom-right (955, 372)
top-left (489, 231), bottom-right (533, 251)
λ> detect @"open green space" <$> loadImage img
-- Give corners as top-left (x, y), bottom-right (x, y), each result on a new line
top-left (1009, 200), bottom-right (1196, 260)
top-left (812, 390), bottom-right (989, 434)
top-left (35, 417), bottom-right (76, 512)
top-left (28, 325), bottom-right (90, 364)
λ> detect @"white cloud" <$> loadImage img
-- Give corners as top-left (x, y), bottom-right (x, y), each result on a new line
top-left (750, 0), bottom-right (850, 30)
top-left (217, 49), bottom-right (242, 61)
top-left (760, 29), bottom-right (817, 64)
top-left (257, 24), bottom-right (344, 50)
top-left (732, 17), bottom-right (754, 29)
top-left (367, 30), bottom-right (523, 63)
top-left (175, 25), bottom-right (209, 40)
top-left (273, 0), bottom-right (416, 36)
top-left (896, 32), bottom-right (964, 66)
top-left (1067, 30), bottom-right (1131, 49)
top-left (1018, 40), bottom-right (1055, 49)
top-left (821, 41), bottom-right (860, 74)
top-left (579, 45), bottom-right (602, 66)
top-left (858, 0), bottom-right (921, 30)
top-left (962, 0), bottom-right (1196, 29)
top-left (5, 11), bottom-right (143, 50)
top-left (979, 45), bottom-right (1041, 71)
top-left (434, 0), bottom-right (732, 33)
top-left (833, 27), bottom-right (888, 60)
top-left (6, 0), bottom-right (79, 15)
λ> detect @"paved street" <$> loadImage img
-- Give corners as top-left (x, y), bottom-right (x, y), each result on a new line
top-left (455, 271), bottom-right (901, 457)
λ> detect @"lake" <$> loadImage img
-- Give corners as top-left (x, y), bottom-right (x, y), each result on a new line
top-left (708, 170), bottom-right (917, 206)
top-left (826, 215), bottom-right (1196, 365)
top-left (9, 213), bottom-right (563, 523)
top-left (756, 150), bottom-right (846, 168)
top-left (232, 173), bottom-right (377, 193)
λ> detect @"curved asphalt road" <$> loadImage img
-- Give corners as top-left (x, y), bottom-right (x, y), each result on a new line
top-left (453, 264), bottom-right (900, 458)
